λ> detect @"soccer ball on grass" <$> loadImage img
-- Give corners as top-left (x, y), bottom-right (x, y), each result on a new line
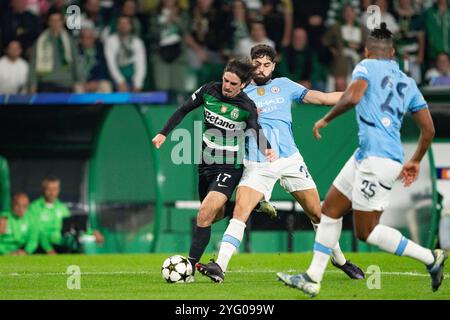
top-left (161, 255), bottom-right (194, 283)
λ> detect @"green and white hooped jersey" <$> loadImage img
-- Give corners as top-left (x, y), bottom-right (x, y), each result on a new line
top-left (160, 82), bottom-right (268, 167)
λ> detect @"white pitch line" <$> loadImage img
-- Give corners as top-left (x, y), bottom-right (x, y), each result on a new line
top-left (0, 270), bottom-right (448, 278)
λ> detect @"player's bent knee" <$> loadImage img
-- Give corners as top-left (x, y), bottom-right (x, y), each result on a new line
top-left (197, 205), bottom-right (215, 226)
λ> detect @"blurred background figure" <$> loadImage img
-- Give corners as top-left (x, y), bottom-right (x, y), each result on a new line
top-left (424, 0), bottom-right (450, 65)
top-left (75, 0), bottom-right (108, 40)
top-left (425, 52), bottom-right (450, 86)
top-left (185, 0), bottom-right (228, 83)
top-left (326, 0), bottom-right (360, 27)
top-left (323, 4), bottom-right (366, 91)
top-left (240, 0), bottom-right (264, 21)
top-left (28, 177), bottom-right (71, 254)
top-left (103, 0), bottom-right (143, 40)
top-left (46, 0), bottom-right (67, 15)
top-left (394, 0), bottom-right (425, 84)
top-left (0, 193), bottom-right (38, 256)
top-left (148, 0), bottom-right (189, 98)
top-left (28, 11), bottom-right (80, 93)
top-left (77, 28), bottom-right (112, 93)
top-left (23, 0), bottom-right (50, 17)
top-left (104, 15), bottom-right (147, 92)
top-left (0, 41), bottom-right (29, 94)
top-left (260, 0), bottom-right (294, 49)
top-left (234, 20), bottom-right (275, 58)
top-left (277, 27), bottom-right (326, 90)
top-left (374, 0), bottom-right (399, 33)
top-left (292, 0), bottom-right (328, 59)
top-left (0, 0), bottom-right (41, 59)
top-left (226, 0), bottom-right (250, 55)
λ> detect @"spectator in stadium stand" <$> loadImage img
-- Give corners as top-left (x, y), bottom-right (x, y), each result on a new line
top-left (358, 0), bottom-right (372, 29)
top-left (291, 0), bottom-right (329, 59)
top-left (104, 15), bottom-right (147, 92)
top-left (424, 0), bottom-right (450, 63)
top-left (259, 0), bottom-right (294, 49)
top-left (0, 193), bottom-right (38, 256)
top-left (148, 0), bottom-right (190, 95)
top-left (237, 0), bottom-right (264, 21)
top-left (225, 0), bottom-right (250, 55)
top-left (73, 0), bottom-right (109, 40)
top-left (394, 0), bottom-right (425, 84)
top-left (28, 11), bottom-right (81, 93)
top-left (23, 0), bottom-right (50, 17)
top-left (0, 0), bottom-right (41, 59)
top-left (277, 27), bottom-right (325, 90)
top-left (375, 0), bottom-right (400, 33)
top-left (77, 28), bottom-right (112, 93)
top-left (0, 41), bottom-right (29, 94)
top-left (323, 3), bottom-right (366, 91)
top-left (425, 52), bottom-right (450, 86)
top-left (185, 0), bottom-right (229, 73)
top-left (326, 0), bottom-right (360, 27)
top-left (234, 20), bottom-right (275, 58)
top-left (46, 0), bottom-right (67, 15)
top-left (103, 0), bottom-right (143, 40)
top-left (359, 0), bottom-right (400, 34)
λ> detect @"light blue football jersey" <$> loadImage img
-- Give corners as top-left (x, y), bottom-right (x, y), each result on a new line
top-left (352, 59), bottom-right (428, 163)
top-left (244, 77), bottom-right (309, 162)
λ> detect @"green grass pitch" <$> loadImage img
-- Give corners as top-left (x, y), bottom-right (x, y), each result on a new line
top-left (0, 252), bottom-right (448, 300)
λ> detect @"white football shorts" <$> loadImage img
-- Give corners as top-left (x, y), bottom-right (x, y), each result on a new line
top-left (333, 154), bottom-right (403, 212)
top-left (238, 152), bottom-right (317, 201)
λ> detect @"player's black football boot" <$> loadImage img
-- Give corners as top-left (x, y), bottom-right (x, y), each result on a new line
top-left (255, 200), bottom-right (278, 219)
top-left (427, 249), bottom-right (448, 292)
top-left (331, 258), bottom-right (365, 279)
top-left (196, 259), bottom-right (225, 283)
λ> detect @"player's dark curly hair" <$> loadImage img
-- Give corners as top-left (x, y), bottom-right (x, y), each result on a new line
top-left (250, 44), bottom-right (277, 62)
top-left (224, 58), bottom-right (256, 85)
top-left (370, 22), bottom-right (393, 40)
top-left (366, 22), bottom-right (394, 53)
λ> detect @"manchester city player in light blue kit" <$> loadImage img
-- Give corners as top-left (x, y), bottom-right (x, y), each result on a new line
top-left (277, 23), bottom-right (448, 297)
top-left (196, 44), bottom-right (365, 283)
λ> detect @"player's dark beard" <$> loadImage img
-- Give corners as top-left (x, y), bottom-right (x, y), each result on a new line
top-left (253, 73), bottom-right (271, 86)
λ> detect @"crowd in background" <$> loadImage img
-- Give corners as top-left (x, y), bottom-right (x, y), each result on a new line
top-left (0, 0), bottom-right (449, 99)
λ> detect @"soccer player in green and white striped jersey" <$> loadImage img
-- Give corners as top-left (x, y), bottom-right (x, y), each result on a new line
top-left (152, 59), bottom-right (276, 276)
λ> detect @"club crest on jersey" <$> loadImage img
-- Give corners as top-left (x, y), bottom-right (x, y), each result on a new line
top-left (221, 105), bottom-right (228, 113)
top-left (231, 108), bottom-right (239, 119)
top-left (271, 86), bottom-right (280, 94)
top-left (257, 87), bottom-right (265, 96)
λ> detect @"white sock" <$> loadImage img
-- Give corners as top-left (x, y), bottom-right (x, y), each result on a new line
top-left (366, 224), bottom-right (434, 265)
top-left (312, 222), bottom-right (346, 266)
top-left (216, 218), bottom-right (246, 272)
top-left (331, 242), bottom-right (347, 266)
top-left (307, 215), bottom-right (343, 283)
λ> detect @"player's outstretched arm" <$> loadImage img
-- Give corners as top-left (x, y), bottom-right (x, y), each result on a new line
top-left (401, 108), bottom-right (435, 187)
top-left (313, 79), bottom-right (368, 139)
top-left (153, 86), bottom-right (206, 149)
top-left (302, 90), bottom-right (343, 106)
